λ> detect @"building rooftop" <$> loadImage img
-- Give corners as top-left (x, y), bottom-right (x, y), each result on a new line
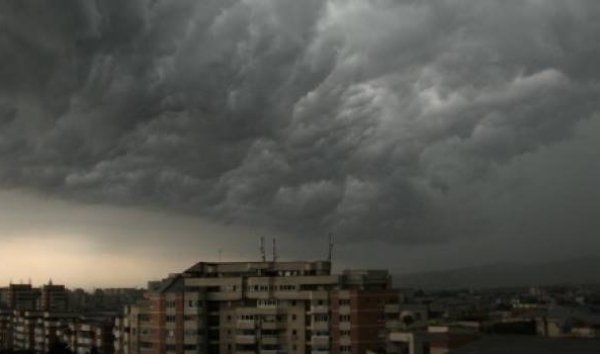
top-left (183, 260), bottom-right (332, 276)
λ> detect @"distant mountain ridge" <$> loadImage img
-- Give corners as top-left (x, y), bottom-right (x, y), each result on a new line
top-left (393, 256), bottom-right (600, 289)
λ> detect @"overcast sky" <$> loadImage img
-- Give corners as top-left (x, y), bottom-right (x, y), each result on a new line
top-left (1, 0), bottom-right (600, 288)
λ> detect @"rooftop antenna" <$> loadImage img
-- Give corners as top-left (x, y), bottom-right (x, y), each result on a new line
top-left (260, 237), bottom-right (266, 262)
top-left (218, 249), bottom-right (222, 262)
top-left (272, 238), bottom-right (278, 263)
top-left (327, 232), bottom-right (334, 264)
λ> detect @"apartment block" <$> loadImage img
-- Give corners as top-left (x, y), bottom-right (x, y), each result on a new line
top-left (31, 312), bottom-right (73, 353)
top-left (115, 261), bottom-right (402, 354)
top-left (331, 270), bottom-right (400, 354)
top-left (41, 282), bottom-right (69, 312)
top-left (12, 310), bottom-right (38, 351)
top-left (0, 284), bottom-right (40, 311)
top-left (63, 317), bottom-right (115, 354)
top-left (6, 311), bottom-right (116, 354)
top-left (0, 310), bottom-right (13, 350)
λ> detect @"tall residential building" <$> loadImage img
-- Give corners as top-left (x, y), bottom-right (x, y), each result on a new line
top-left (0, 284), bottom-right (40, 311)
top-left (41, 282), bottom-right (69, 312)
top-left (115, 260), bottom-right (402, 354)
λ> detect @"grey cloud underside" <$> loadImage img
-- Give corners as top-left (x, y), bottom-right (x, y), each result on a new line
top-left (1, 0), bottom-right (600, 244)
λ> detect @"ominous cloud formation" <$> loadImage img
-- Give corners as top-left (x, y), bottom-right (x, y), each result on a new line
top-left (1, 0), bottom-right (600, 246)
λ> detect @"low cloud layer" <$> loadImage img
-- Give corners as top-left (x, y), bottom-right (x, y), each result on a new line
top-left (1, 0), bottom-right (600, 248)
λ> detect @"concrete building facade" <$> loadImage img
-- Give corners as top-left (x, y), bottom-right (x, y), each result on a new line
top-left (115, 261), bottom-right (403, 354)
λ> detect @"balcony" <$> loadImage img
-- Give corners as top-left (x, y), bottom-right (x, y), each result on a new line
top-left (338, 306), bottom-right (351, 315)
top-left (310, 322), bottom-right (329, 331)
top-left (184, 335), bottom-right (201, 345)
top-left (237, 320), bottom-right (256, 330)
top-left (260, 336), bottom-right (280, 346)
top-left (259, 350), bottom-right (281, 354)
top-left (77, 337), bottom-right (93, 346)
top-left (384, 304), bottom-right (400, 313)
top-left (235, 335), bottom-right (256, 345)
top-left (310, 306), bottom-right (329, 314)
top-left (311, 336), bottom-right (330, 347)
top-left (339, 336), bottom-right (351, 346)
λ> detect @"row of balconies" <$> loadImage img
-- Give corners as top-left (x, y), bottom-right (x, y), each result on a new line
top-left (199, 289), bottom-right (332, 302)
top-left (235, 321), bottom-right (331, 331)
top-left (233, 334), bottom-right (330, 346)
top-left (309, 306), bottom-right (330, 314)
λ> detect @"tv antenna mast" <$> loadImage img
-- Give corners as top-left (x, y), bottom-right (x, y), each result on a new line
top-left (260, 237), bottom-right (266, 262)
top-left (272, 238), bottom-right (278, 263)
top-left (327, 232), bottom-right (334, 263)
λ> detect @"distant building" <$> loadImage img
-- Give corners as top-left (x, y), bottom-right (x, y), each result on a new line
top-left (449, 335), bottom-right (600, 354)
top-left (0, 282), bottom-right (136, 354)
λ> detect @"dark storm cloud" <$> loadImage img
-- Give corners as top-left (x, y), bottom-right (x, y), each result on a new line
top-left (1, 0), bottom-right (600, 244)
